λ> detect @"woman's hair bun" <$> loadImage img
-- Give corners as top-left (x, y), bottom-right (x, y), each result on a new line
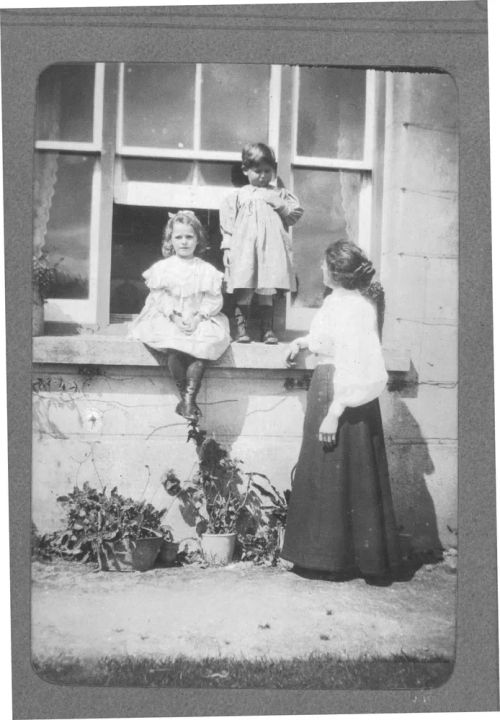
top-left (352, 260), bottom-right (375, 285)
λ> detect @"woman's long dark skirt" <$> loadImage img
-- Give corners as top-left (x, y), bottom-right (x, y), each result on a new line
top-left (281, 364), bottom-right (401, 577)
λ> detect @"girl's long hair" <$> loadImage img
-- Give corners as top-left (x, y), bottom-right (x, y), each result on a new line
top-left (161, 210), bottom-right (209, 258)
top-left (324, 239), bottom-right (385, 337)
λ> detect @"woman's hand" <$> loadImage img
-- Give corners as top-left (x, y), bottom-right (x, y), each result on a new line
top-left (223, 249), bottom-right (231, 269)
top-left (285, 339), bottom-right (302, 367)
top-left (319, 411), bottom-right (339, 448)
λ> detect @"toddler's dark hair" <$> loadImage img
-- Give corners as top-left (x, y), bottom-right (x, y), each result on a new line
top-left (324, 239), bottom-right (385, 336)
top-left (161, 210), bottom-right (209, 258)
top-left (241, 142), bottom-right (277, 171)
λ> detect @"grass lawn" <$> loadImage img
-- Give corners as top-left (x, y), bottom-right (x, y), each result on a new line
top-left (33, 653), bottom-right (453, 690)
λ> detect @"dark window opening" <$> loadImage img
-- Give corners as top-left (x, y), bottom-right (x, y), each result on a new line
top-left (110, 205), bottom-right (225, 317)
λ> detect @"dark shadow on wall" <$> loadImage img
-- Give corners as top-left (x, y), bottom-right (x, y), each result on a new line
top-left (385, 392), bottom-right (443, 564)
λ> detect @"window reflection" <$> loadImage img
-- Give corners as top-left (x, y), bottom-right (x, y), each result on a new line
top-left (198, 161), bottom-right (247, 187)
top-left (35, 153), bottom-right (94, 299)
top-left (122, 64), bottom-right (195, 149)
top-left (292, 168), bottom-right (361, 308)
top-left (201, 65), bottom-right (270, 152)
top-left (297, 68), bottom-right (366, 159)
top-left (36, 64), bottom-right (95, 143)
top-left (121, 158), bottom-right (194, 185)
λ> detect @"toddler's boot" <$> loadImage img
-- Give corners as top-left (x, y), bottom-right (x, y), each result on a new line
top-left (260, 305), bottom-right (278, 344)
top-left (174, 381), bottom-right (187, 417)
top-left (234, 305), bottom-right (251, 343)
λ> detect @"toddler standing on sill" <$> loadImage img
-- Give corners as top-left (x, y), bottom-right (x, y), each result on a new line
top-left (219, 142), bottom-right (304, 344)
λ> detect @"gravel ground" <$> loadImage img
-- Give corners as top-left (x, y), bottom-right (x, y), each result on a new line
top-left (31, 557), bottom-right (456, 663)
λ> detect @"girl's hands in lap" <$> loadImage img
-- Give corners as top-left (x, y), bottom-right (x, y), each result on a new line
top-left (180, 314), bottom-right (202, 334)
top-left (172, 313), bottom-right (200, 335)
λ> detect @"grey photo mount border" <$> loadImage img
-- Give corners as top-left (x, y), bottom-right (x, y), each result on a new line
top-left (2, 1), bottom-right (496, 717)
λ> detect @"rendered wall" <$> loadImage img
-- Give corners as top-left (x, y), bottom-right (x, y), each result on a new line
top-left (379, 72), bottom-right (458, 551)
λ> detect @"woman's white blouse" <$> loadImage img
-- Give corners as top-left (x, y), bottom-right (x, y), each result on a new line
top-left (306, 287), bottom-right (388, 416)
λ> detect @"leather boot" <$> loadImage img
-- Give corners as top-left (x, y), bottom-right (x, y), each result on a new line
top-left (234, 305), bottom-right (251, 343)
top-left (181, 360), bottom-right (206, 422)
top-left (259, 305), bottom-right (278, 344)
top-left (167, 351), bottom-right (189, 418)
top-left (174, 380), bottom-right (187, 417)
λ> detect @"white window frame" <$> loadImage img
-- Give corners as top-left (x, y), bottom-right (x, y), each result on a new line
top-left (285, 68), bottom-right (377, 331)
top-left (34, 63), bottom-right (105, 153)
top-left (114, 62), bottom-right (282, 210)
top-left (35, 63), bottom-right (106, 325)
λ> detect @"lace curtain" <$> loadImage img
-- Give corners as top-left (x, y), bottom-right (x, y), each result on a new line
top-left (33, 79), bottom-right (61, 258)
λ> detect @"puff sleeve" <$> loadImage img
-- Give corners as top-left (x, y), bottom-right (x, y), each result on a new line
top-left (140, 262), bottom-right (174, 317)
top-left (264, 188), bottom-right (304, 227)
top-left (219, 190), bottom-right (239, 250)
top-left (308, 292), bottom-right (388, 419)
top-left (197, 264), bottom-right (224, 317)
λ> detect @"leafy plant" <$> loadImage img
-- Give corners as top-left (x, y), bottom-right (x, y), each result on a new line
top-left (162, 423), bottom-right (290, 565)
top-left (33, 251), bottom-right (57, 301)
top-left (37, 482), bottom-right (172, 565)
top-left (162, 435), bottom-right (253, 536)
top-left (238, 475), bottom-right (290, 565)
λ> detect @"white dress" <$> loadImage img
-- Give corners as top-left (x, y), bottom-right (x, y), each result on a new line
top-left (128, 255), bottom-right (230, 361)
top-left (219, 184), bottom-right (303, 293)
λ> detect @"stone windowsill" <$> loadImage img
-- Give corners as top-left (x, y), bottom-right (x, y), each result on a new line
top-left (32, 334), bottom-right (411, 373)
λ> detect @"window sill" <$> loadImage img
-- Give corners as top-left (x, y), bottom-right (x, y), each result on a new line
top-left (32, 334), bottom-right (411, 372)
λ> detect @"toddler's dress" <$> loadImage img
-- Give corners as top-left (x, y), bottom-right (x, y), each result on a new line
top-left (128, 255), bottom-right (230, 361)
top-left (281, 287), bottom-right (402, 577)
top-left (219, 184), bottom-right (303, 293)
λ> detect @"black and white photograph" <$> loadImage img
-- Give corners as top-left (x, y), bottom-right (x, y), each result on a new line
top-left (30, 57), bottom-right (458, 690)
top-left (2, 0), bottom-right (497, 716)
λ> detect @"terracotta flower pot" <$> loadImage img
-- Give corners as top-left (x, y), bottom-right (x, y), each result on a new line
top-left (201, 532), bottom-right (236, 566)
top-left (158, 540), bottom-right (179, 566)
top-left (98, 537), bottom-right (162, 572)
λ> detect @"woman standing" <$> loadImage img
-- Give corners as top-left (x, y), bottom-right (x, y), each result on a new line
top-left (281, 240), bottom-right (402, 584)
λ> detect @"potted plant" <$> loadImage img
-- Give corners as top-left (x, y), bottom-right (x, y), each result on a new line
top-left (32, 250), bottom-right (56, 336)
top-left (42, 482), bottom-right (172, 572)
top-left (238, 474), bottom-right (290, 566)
top-left (162, 425), bottom-right (259, 565)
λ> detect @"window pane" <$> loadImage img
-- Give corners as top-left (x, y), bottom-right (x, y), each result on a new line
top-left (34, 152), bottom-right (94, 299)
top-left (121, 158), bottom-right (194, 184)
top-left (292, 168), bottom-right (361, 308)
top-left (122, 64), bottom-right (195, 149)
top-left (36, 64), bottom-right (95, 142)
top-left (198, 161), bottom-right (247, 187)
top-left (297, 68), bottom-right (366, 159)
top-left (200, 64), bottom-right (270, 152)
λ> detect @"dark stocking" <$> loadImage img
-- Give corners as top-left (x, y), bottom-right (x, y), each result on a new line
top-left (258, 304), bottom-right (278, 344)
top-left (166, 350), bottom-right (189, 416)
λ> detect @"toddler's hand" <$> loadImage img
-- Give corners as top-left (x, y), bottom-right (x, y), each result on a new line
top-left (223, 249), bottom-right (231, 269)
top-left (264, 189), bottom-right (284, 210)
